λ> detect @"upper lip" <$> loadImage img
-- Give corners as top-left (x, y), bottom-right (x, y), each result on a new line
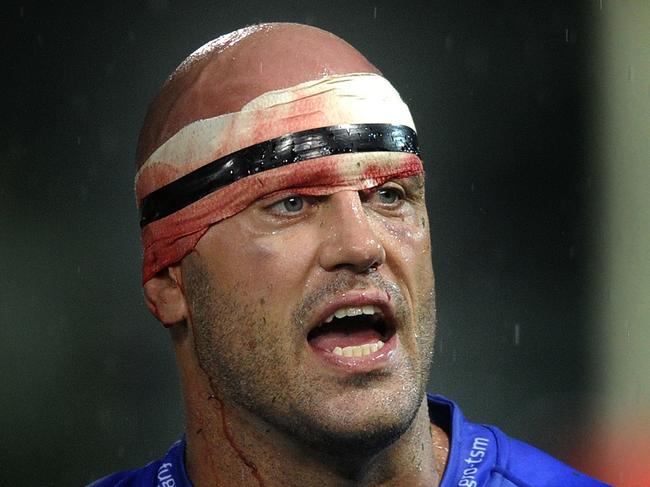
top-left (306, 289), bottom-right (397, 337)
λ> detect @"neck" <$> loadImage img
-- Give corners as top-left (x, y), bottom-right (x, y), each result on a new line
top-left (185, 393), bottom-right (444, 487)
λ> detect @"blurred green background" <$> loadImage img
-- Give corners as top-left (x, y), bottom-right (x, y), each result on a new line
top-left (1, 1), bottom-right (647, 485)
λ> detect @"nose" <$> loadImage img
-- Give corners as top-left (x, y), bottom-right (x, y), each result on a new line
top-left (318, 191), bottom-right (386, 274)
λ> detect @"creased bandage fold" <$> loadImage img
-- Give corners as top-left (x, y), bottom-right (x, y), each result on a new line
top-left (136, 73), bottom-right (423, 284)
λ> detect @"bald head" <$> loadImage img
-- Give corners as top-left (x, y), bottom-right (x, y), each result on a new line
top-left (136, 23), bottom-right (381, 166)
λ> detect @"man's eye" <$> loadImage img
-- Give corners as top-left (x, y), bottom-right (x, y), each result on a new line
top-left (272, 196), bottom-right (304, 214)
top-left (375, 187), bottom-right (403, 205)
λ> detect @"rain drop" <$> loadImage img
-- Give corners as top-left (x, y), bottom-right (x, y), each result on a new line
top-left (513, 323), bottom-right (520, 346)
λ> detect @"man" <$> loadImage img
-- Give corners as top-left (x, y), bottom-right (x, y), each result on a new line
top-left (91, 23), bottom-right (608, 486)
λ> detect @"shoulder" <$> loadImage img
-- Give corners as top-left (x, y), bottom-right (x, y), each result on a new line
top-left (487, 426), bottom-right (611, 487)
top-left (87, 463), bottom-right (159, 487)
top-left (426, 394), bottom-right (611, 487)
top-left (87, 439), bottom-right (189, 487)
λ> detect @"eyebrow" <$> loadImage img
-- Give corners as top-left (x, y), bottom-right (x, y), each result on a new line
top-left (139, 123), bottom-right (420, 227)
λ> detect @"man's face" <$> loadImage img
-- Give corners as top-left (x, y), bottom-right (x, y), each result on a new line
top-left (183, 168), bottom-right (436, 451)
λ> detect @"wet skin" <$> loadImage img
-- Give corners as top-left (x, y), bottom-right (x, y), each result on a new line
top-left (139, 22), bottom-right (445, 487)
top-left (177, 173), bottom-right (440, 485)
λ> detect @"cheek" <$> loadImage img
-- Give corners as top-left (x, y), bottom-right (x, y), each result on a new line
top-left (220, 229), bottom-right (319, 306)
top-left (378, 212), bottom-right (431, 266)
top-left (377, 212), bottom-right (434, 307)
top-left (253, 234), bottom-right (308, 274)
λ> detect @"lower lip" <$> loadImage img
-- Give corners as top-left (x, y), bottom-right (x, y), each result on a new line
top-left (309, 333), bottom-right (398, 372)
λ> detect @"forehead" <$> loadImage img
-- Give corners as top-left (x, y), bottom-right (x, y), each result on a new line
top-left (253, 154), bottom-right (427, 203)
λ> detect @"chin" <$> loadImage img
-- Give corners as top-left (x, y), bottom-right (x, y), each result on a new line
top-left (283, 384), bottom-right (424, 455)
top-left (314, 416), bottom-right (413, 455)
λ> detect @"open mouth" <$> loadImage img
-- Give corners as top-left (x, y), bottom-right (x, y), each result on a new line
top-left (307, 305), bottom-right (396, 358)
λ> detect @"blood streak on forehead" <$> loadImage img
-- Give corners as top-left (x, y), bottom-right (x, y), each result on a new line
top-left (249, 152), bottom-right (423, 202)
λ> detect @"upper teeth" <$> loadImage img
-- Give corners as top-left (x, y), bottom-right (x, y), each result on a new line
top-left (324, 305), bottom-right (380, 323)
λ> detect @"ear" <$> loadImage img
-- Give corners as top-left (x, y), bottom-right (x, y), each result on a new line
top-left (143, 266), bottom-right (189, 326)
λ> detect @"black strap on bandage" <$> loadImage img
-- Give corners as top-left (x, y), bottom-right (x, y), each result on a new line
top-left (139, 123), bottom-right (419, 227)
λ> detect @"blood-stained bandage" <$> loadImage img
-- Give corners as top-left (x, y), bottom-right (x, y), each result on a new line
top-left (136, 73), bottom-right (423, 283)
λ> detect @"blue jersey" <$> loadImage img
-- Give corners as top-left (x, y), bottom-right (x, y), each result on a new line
top-left (89, 394), bottom-right (609, 487)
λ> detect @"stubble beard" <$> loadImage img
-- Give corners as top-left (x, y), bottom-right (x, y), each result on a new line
top-left (183, 256), bottom-right (437, 456)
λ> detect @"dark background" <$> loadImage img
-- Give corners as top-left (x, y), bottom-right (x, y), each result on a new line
top-left (1, 1), bottom-right (599, 484)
